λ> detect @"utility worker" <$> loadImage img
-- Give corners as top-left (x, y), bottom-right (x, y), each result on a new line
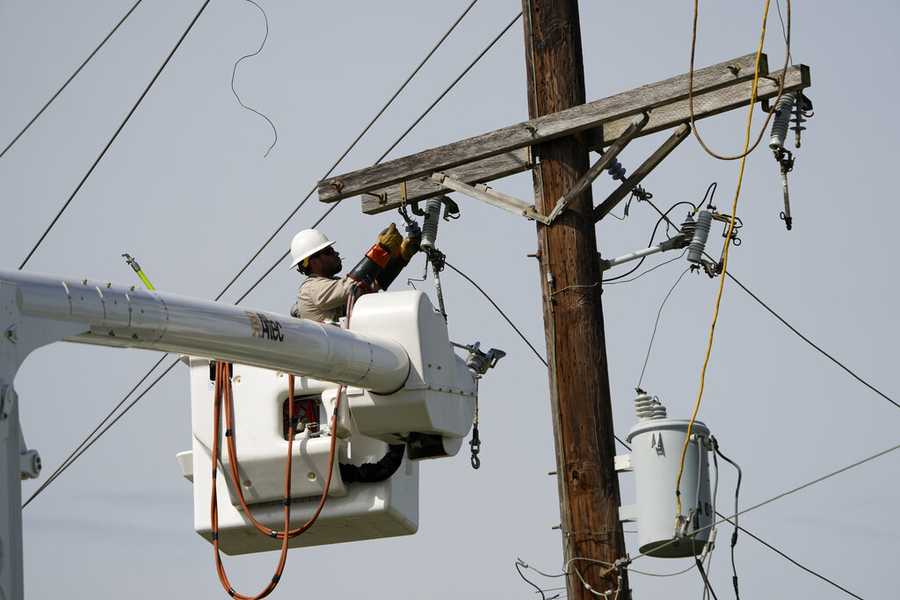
top-left (289, 224), bottom-right (420, 322)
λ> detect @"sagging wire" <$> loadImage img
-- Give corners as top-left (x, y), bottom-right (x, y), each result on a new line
top-left (516, 559), bottom-right (561, 600)
top-left (444, 260), bottom-right (547, 368)
top-left (712, 437), bottom-right (743, 600)
top-left (675, 0), bottom-right (772, 520)
top-left (636, 266), bottom-right (691, 391)
top-left (231, 0), bottom-right (278, 157)
top-left (687, 0), bottom-right (791, 161)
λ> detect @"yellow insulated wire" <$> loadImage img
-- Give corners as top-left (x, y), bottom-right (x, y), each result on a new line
top-left (122, 253), bottom-right (156, 291)
top-left (674, 0), bottom-right (773, 520)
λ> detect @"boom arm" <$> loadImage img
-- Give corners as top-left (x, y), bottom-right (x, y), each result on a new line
top-left (0, 268), bottom-right (416, 600)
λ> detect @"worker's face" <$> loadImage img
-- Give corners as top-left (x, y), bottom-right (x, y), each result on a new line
top-left (309, 246), bottom-right (341, 277)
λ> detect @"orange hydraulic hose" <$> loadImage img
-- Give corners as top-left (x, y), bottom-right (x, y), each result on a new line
top-left (208, 290), bottom-right (361, 597)
top-left (210, 362), bottom-right (293, 599)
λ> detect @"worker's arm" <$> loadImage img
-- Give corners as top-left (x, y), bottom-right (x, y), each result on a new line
top-left (376, 223), bottom-right (421, 290)
top-left (347, 224), bottom-right (403, 286)
top-left (292, 277), bottom-right (355, 318)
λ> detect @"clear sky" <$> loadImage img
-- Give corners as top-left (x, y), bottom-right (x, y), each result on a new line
top-left (2, 1), bottom-right (898, 598)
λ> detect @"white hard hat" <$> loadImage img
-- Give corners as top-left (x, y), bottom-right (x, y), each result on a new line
top-left (289, 229), bottom-right (335, 269)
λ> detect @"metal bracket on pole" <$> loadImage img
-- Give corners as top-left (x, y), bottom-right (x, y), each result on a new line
top-left (546, 112), bottom-right (649, 224)
top-left (430, 172), bottom-right (551, 224)
top-left (593, 123), bottom-right (692, 223)
top-left (598, 233), bottom-right (690, 271)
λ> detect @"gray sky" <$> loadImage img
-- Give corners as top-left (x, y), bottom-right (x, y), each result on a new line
top-left (3, 1), bottom-right (899, 598)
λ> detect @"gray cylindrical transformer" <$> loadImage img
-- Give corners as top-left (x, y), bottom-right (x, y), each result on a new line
top-left (420, 198), bottom-right (443, 250)
top-left (625, 416), bottom-right (713, 558)
top-left (686, 210), bottom-right (712, 264)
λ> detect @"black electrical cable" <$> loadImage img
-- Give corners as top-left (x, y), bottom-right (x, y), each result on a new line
top-left (444, 260), bottom-right (547, 367)
top-left (636, 267), bottom-right (690, 389)
top-left (213, 0), bottom-right (481, 302)
top-left (602, 201), bottom-right (696, 283)
top-left (25, 7), bottom-right (517, 504)
top-left (713, 439), bottom-right (742, 600)
top-left (726, 272), bottom-right (899, 411)
top-left (516, 560), bottom-right (555, 600)
top-left (18, 0), bottom-right (212, 271)
top-left (21, 353), bottom-right (169, 507)
top-left (442, 260), bottom-right (634, 452)
top-left (695, 556), bottom-right (721, 600)
top-left (230, 0), bottom-right (278, 157)
top-left (24, 356), bottom-right (180, 507)
top-left (717, 514), bottom-right (865, 600)
top-left (0, 0), bottom-right (144, 160)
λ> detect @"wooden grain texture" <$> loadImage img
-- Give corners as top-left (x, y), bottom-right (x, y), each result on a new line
top-left (523, 2), bottom-right (629, 598)
top-left (356, 63), bottom-right (809, 214)
top-left (320, 52), bottom-right (769, 203)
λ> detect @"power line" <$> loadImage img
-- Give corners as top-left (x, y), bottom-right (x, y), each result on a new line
top-left (26, 6), bottom-right (515, 504)
top-left (441, 260), bottom-right (633, 452)
top-left (213, 0), bottom-right (480, 302)
top-left (21, 353), bottom-right (169, 507)
top-left (24, 356), bottom-right (180, 507)
top-left (726, 272), bottom-right (899, 411)
top-left (636, 267), bottom-right (690, 390)
top-left (718, 515), bottom-right (865, 600)
top-left (444, 260), bottom-right (547, 367)
top-left (18, 0), bottom-right (212, 271)
top-left (0, 0), bottom-right (144, 160)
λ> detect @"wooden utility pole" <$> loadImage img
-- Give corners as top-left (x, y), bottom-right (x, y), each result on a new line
top-left (522, 2), bottom-right (629, 599)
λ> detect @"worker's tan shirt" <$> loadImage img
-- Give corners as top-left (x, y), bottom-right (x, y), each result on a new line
top-left (292, 275), bottom-right (355, 323)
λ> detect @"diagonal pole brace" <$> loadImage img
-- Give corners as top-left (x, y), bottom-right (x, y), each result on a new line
top-left (430, 172), bottom-right (551, 224)
top-left (592, 123), bottom-right (691, 223)
top-left (546, 112), bottom-right (649, 224)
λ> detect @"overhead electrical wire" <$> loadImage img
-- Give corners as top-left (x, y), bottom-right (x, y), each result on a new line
top-left (675, 0), bottom-right (771, 519)
top-left (18, 0), bottom-right (213, 271)
top-left (24, 5), bottom-right (519, 505)
top-left (726, 272), bottom-right (899, 411)
top-left (213, 0), bottom-right (480, 302)
top-left (444, 260), bottom-right (547, 367)
top-left (621, 194), bottom-right (896, 413)
top-left (716, 513), bottom-right (866, 600)
top-left (636, 266), bottom-right (690, 390)
top-left (23, 356), bottom-right (181, 507)
top-left (230, 0), bottom-right (278, 157)
top-left (0, 0), bottom-right (144, 160)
